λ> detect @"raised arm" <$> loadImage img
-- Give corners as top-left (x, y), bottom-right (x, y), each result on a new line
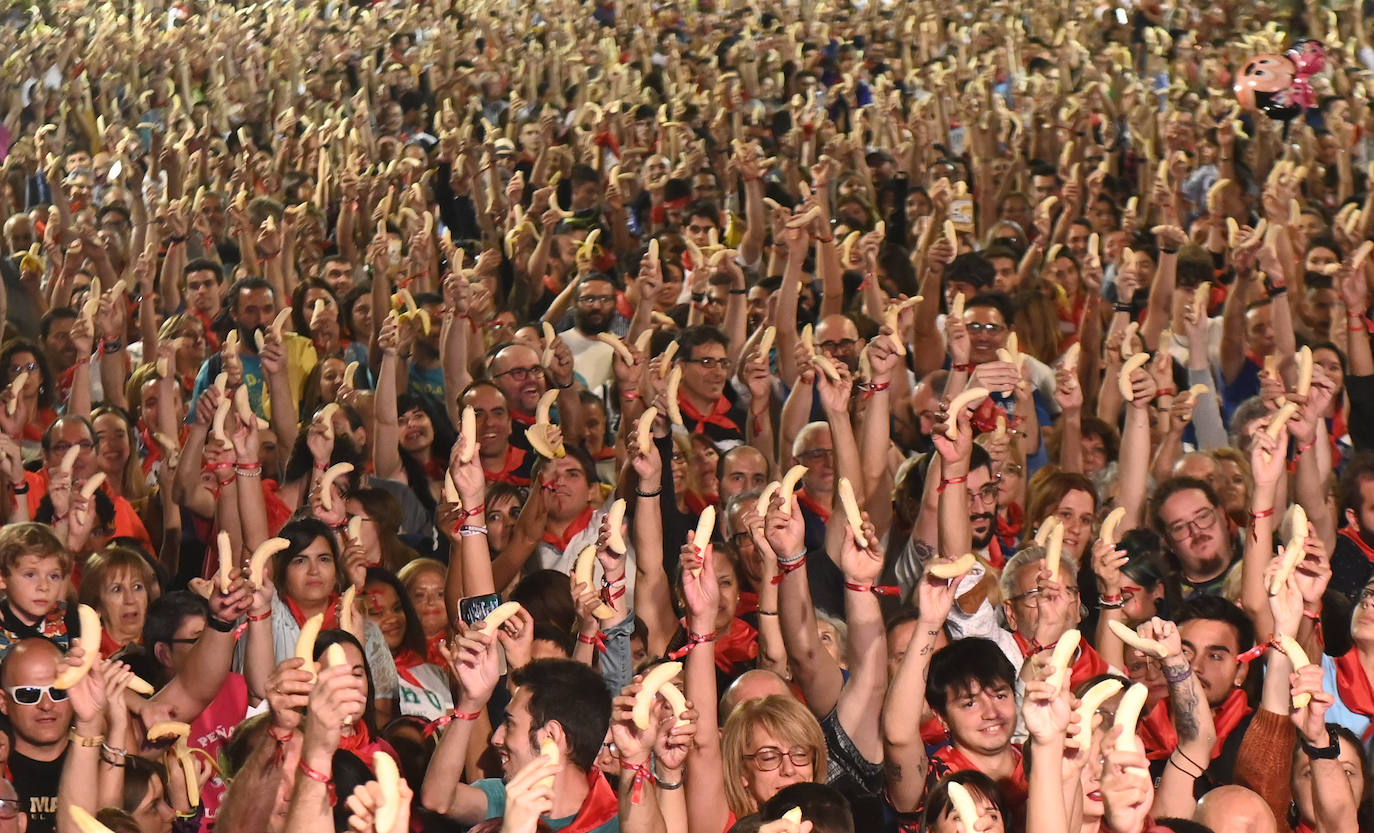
top-left (681, 542), bottom-right (730, 833)
top-left (372, 313), bottom-right (404, 481)
top-left (1148, 617), bottom-right (1216, 819)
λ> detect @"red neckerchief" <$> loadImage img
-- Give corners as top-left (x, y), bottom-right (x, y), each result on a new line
top-left (736, 590), bottom-right (758, 617)
top-left (484, 444), bottom-right (531, 485)
top-left (561, 769), bottom-right (620, 833)
top-left (985, 535), bottom-right (1004, 570)
top-left (1010, 634), bottom-right (1110, 691)
top-left (615, 291), bottom-right (634, 321)
top-left (1334, 647), bottom-right (1374, 741)
top-left (1340, 526), bottom-right (1374, 564)
top-left (425, 631), bottom-right (448, 667)
top-left (423, 457), bottom-right (447, 483)
top-left (393, 647), bottom-right (426, 688)
top-left (932, 743), bottom-right (1027, 808)
top-left (677, 393), bottom-right (739, 434)
top-left (1293, 824), bottom-right (1315, 833)
top-left (796, 489), bottom-right (830, 523)
top-left (920, 715), bottom-right (946, 746)
top-left (337, 722), bottom-right (381, 757)
top-left (591, 445), bottom-right (617, 462)
top-left (284, 594), bottom-right (340, 630)
top-left (969, 396), bottom-right (1016, 436)
top-left (1244, 349), bottom-right (1266, 369)
top-left (1139, 688), bottom-right (1252, 760)
top-left (542, 505), bottom-right (596, 552)
top-left (715, 617), bottom-right (758, 673)
top-left (510, 408), bottom-right (536, 428)
top-left (998, 501), bottom-right (1024, 544)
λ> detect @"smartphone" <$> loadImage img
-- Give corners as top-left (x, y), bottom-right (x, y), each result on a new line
top-left (459, 593), bottom-right (501, 627)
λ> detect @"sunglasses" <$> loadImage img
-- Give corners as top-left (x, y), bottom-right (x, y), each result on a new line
top-left (7, 684), bottom-right (68, 705)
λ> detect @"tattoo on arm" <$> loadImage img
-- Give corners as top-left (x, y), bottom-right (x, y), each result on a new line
top-left (1167, 663), bottom-right (1201, 743)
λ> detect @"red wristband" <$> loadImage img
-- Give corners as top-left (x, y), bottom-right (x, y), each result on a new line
top-left (844, 580), bottom-right (900, 596)
top-left (423, 709), bottom-right (481, 738)
top-left (247, 609), bottom-right (272, 623)
top-left (938, 475), bottom-right (968, 494)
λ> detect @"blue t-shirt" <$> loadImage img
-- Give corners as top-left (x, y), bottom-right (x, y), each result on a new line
top-left (472, 778), bottom-right (621, 833)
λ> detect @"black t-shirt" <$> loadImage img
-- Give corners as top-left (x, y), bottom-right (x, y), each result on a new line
top-left (10, 747), bottom-right (66, 833)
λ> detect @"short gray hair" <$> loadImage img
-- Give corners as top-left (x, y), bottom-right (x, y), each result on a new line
top-left (998, 545), bottom-right (1079, 603)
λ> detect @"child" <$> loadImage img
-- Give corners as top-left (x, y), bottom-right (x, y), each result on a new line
top-left (0, 523), bottom-right (78, 659)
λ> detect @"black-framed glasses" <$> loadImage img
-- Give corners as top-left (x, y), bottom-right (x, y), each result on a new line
top-left (966, 322), bottom-right (1006, 334)
top-left (7, 684), bottom-right (68, 705)
top-left (51, 441), bottom-right (94, 455)
top-left (796, 448), bottom-right (833, 464)
top-left (682, 357), bottom-right (732, 371)
top-left (819, 338), bottom-right (858, 353)
top-left (1164, 508), bottom-right (1218, 540)
top-left (494, 365), bottom-right (545, 382)
top-left (9, 361), bottom-right (37, 375)
top-left (743, 746), bottom-right (813, 771)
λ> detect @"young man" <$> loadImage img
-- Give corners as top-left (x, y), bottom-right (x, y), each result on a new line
top-left (2, 640), bottom-right (79, 833)
top-left (421, 653), bottom-right (617, 832)
top-left (1139, 596), bottom-right (1256, 792)
top-left (671, 325), bottom-right (746, 445)
top-left (1150, 477), bottom-right (1239, 599)
top-left (460, 381), bottom-right (533, 486)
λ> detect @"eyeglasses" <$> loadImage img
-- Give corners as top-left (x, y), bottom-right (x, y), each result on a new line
top-left (6, 684), bottom-right (68, 705)
top-left (968, 482), bottom-right (1000, 505)
top-left (819, 338), bottom-right (858, 353)
top-left (966, 322), bottom-right (1006, 334)
top-left (682, 357), bottom-right (732, 371)
top-left (9, 362), bottom-right (37, 375)
top-left (743, 746), bottom-right (813, 771)
top-left (494, 365), bottom-right (545, 382)
top-left (50, 441), bottom-right (94, 455)
top-left (1164, 508), bottom-right (1218, 540)
top-left (796, 448), bottom-right (833, 464)
top-left (1007, 584), bottom-right (1080, 608)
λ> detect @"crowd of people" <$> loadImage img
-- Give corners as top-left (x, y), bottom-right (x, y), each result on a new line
top-left (0, 0), bottom-right (1371, 831)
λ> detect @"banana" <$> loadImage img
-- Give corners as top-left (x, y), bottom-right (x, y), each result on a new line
top-left (928, 553), bottom-right (976, 580)
top-left (606, 499), bottom-right (627, 554)
top-left (1099, 507), bottom-right (1127, 547)
top-left (665, 366), bottom-right (684, 425)
top-left (946, 783), bottom-right (980, 833)
top-left (758, 325), bottom-right (777, 358)
top-left (943, 387), bottom-right (990, 438)
top-left (213, 373), bottom-right (229, 397)
top-left (1048, 629), bottom-right (1080, 693)
top-left (1193, 281), bottom-right (1211, 317)
top-left (574, 545), bottom-right (614, 618)
top-left (325, 643), bottom-right (348, 669)
top-left (70, 806), bottom-right (115, 833)
top-left (1112, 683), bottom-right (1149, 753)
top-left (79, 473), bottom-right (106, 500)
top-left (477, 601), bottom-right (524, 635)
top-left (211, 397), bottom-right (231, 442)
top-left (1061, 343), bottom-right (1081, 374)
top-left (779, 465), bottom-right (808, 516)
top-left (53, 604), bottom-right (102, 689)
top-left (950, 292), bottom-right (966, 319)
top-left (270, 308), bottom-right (293, 340)
top-left (658, 681), bottom-right (689, 726)
top-left (1043, 520), bottom-right (1065, 580)
top-left (693, 505), bottom-right (716, 555)
top-left (148, 721), bottom-right (199, 807)
top-left (1118, 353), bottom-right (1150, 401)
top-left (234, 385), bottom-right (255, 429)
top-left (632, 661), bottom-right (683, 728)
top-left (374, 751), bottom-right (402, 832)
top-left (881, 303), bottom-right (905, 355)
top-left (340, 585), bottom-right (358, 634)
top-left (757, 481), bottom-right (781, 511)
top-left (782, 807), bottom-right (804, 826)
top-left (839, 230), bottom-right (861, 264)
top-left (1107, 620), bottom-right (1169, 658)
top-left (1226, 217), bottom-right (1241, 248)
top-left (1269, 504), bottom-right (1309, 595)
top-left (127, 676), bottom-right (156, 695)
top-left (457, 406), bottom-right (478, 463)
top-left (811, 354), bottom-right (842, 382)
top-left (347, 516), bottom-right (362, 543)
top-left (1264, 402), bottom-right (1299, 440)
top-left (801, 323), bottom-right (816, 354)
top-left (1070, 679), bottom-right (1124, 748)
top-left (1088, 232), bottom-right (1100, 261)
top-left (310, 299), bottom-right (327, 330)
top-left (526, 425), bottom-right (564, 459)
top-left (635, 408), bottom-right (658, 457)
top-left (248, 538), bottom-right (289, 588)
top-left (538, 738), bottom-right (560, 788)
top-left (319, 463), bottom-right (354, 511)
top-left (296, 613), bottom-right (324, 682)
top-left (1276, 635), bottom-right (1313, 709)
top-left (1295, 346), bottom-right (1313, 398)
top-left (217, 531), bottom-right (234, 593)
top-left (343, 361), bottom-right (360, 389)
top-left (596, 332), bottom-right (635, 364)
top-left (541, 321), bottom-right (558, 366)
top-left (837, 477), bottom-right (867, 548)
top-left (944, 219), bottom-right (958, 253)
top-left (659, 340), bottom-right (679, 366)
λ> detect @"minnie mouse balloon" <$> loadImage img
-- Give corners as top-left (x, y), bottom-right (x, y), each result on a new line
top-left (1233, 40), bottom-right (1326, 122)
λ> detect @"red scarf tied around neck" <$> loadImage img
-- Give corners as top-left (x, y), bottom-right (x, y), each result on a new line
top-left (1334, 647), bottom-right (1374, 742)
top-left (1139, 688), bottom-right (1252, 761)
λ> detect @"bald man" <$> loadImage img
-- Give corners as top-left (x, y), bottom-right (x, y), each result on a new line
top-left (1194, 785), bottom-right (1277, 833)
top-left (1, 640), bottom-right (76, 833)
top-left (0, 778), bottom-right (24, 833)
top-left (719, 669), bottom-right (792, 720)
top-left (813, 314), bottom-right (864, 374)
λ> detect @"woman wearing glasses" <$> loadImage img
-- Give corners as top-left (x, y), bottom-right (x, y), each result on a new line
top-left (0, 339), bottom-right (58, 451)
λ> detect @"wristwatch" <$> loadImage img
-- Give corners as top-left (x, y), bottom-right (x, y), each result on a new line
top-left (1299, 733), bottom-right (1341, 760)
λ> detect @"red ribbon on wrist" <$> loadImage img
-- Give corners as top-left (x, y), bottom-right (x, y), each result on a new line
top-left (771, 556), bottom-right (806, 585)
top-left (666, 629), bottom-right (717, 660)
top-left (423, 709), bottom-right (481, 737)
top-left (578, 631), bottom-right (609, 652)
top-left (623, 759), bottom-right (655, 804)
top-left (844, 580), bottom-right (900, 596)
